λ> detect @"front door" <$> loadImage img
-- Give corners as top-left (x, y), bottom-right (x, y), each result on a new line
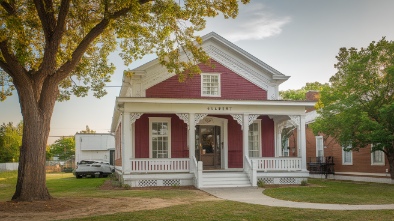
top-left (195, 125), bottom-right (221, 169)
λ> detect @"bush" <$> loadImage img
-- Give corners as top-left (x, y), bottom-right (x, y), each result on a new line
top-left (257, 180), bottom-right (265, 188)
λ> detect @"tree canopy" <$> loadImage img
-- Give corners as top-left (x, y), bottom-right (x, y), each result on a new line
top-left (0, 122), bottom-right (22, 163)
top-left (280, 81), bottom-right (329, 101)
top-left (311, 37), bottom-right (394, 179)
top-left (49, 137), bottom-right (75, 161)
top-left (0, 0), bottom-right (250, 201)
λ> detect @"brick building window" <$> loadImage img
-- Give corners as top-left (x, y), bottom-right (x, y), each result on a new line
top-left (149, 117), bottom-right (171, 158)
top-left (201, 73), bottom-right (221, 97)
top-left (342, 145), bottom-right (353, 165)
top-left (315, 136), bottom-right (324, 158)
top-left (371, 144), bottom-right (385, 165)
top-left (248, 120), bottom-right (262, 157)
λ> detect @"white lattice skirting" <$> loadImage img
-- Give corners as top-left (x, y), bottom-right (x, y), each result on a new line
top-left (257, 177), bottom-right (306, 185)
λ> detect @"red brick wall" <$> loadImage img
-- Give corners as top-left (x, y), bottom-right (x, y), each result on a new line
top-left (305, 126), bottom-right (389, 174)
top-left (146, 59), bottom-right (267, 100)
top-left (260, 116), bottom-right (275, 157)
top-left (134, 114), bottom-right (188, 158)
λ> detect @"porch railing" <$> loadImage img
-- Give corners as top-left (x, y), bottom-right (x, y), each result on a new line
top-left (254, 157), bottom-right (301, 171)
top-left (130, 158), bottom-right (190, 173)
top-left (190, 156), bottom-right (202, 188)
top-left (244, 156), bottom-right (257, 186)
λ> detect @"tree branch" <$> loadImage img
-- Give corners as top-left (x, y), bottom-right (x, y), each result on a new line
top-left (0, 1), bottom-right (16, 15)
top-left (33, 0), bottom-right (56, 42)
top-left (55, 0), bottom-right (152, 83)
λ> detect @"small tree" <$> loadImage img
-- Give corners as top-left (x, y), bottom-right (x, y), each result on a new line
top-left (49, 137), bottom-right (75, 161)
top-left (280, 82), bottom-right (329, 101)
top-left (0, 122), bottom-right (22, 163)
top-left (311, 38), bottom-right (394, 180)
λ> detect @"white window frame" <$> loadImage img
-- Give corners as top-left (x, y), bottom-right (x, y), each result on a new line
top-left (316, 136), bottom-right (324, 158)
top-left (342, 145), bottom-right (353, 165)
top-left (201, 73), bottom-right (221, 97)
top-left (371, 144), bottom-right (385, 166)
top-left (282, 138), bottom-right (290, 157)
top-left (149, 117), bottom-right (171, 158)
top-left (248, 119), bottom-right (262, 157)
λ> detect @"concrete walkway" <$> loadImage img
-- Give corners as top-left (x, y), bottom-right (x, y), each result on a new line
top-left (201, 187), bottom-right (394, 210)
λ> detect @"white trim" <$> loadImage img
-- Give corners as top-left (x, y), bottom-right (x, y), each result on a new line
top-left (248, 119), bottom-right (262, 157)
top-left (342, 146), bottom-right (353, 165)
top-left (148, 117), bottom-right (172, 158)
top-left (201, 73), bottom-right (221, 97)
top-left (371, 144), bottom-right (385, 166)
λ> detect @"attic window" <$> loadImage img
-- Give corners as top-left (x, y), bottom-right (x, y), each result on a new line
top-left (201, 73), bottom-right (221, 97)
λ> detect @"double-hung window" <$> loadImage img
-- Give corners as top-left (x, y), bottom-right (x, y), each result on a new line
top-left (149, 117), bottom-right (171, 158)
top-left (371, 144), bottom-right (385, 165)
top-left (342, 145), bottom-right (353, 165)
top-left (201, 73), bottom-right (221, 97)
top-left (248, 120), bottom-right (261, 157)
top-left (316, 136), bottom-right (324, 159)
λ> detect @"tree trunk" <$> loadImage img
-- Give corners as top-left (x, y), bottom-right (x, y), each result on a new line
top-left (388, 153), bottom-right (394, 182)
top-left (11, 84), bottom-right (58, 201)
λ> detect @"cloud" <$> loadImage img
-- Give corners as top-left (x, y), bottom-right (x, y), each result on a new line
top-left (204, 3), bottom-right (291, 42)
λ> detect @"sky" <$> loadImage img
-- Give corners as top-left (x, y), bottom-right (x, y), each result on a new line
top-left (1, 0), bottom-right (394, 144)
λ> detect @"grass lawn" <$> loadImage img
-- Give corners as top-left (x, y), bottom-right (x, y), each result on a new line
top-left (1, 171), bottom-right (394, 221)
top-left (263, 178), bottom-right (394, 205)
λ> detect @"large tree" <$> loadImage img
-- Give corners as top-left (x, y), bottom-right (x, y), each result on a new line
top-left (311, 38), bottom-right (394, 180)
top-left (0, 0), bottom-right (250, 201)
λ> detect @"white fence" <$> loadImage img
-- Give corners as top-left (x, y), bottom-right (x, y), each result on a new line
top-left (131, 158), bottom-right (190, 173)
top-left (0, 162), bottom-right (19, 171)
top-left (254, 157), bottom-right (301, 171)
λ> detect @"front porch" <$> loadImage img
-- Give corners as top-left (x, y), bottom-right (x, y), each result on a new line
top-left (117, 157), bottom-right (308, 188)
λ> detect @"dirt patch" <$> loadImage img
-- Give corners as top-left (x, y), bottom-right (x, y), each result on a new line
top-left (0, 182), bottom-right (219, 221)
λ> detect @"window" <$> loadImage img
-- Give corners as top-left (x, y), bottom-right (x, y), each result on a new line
top-left (282, 138), bottom-right (289, 157)
top-left (149, 117), bottom-right (171, 158)
top-left (316, 136), bottom-right (324, 158)
top-left (201, 73), bottom-right (221, 97)
top-left (371, 144), bottom-right (385, 165)
top-left (342, 145), bottom-right (353, 165)
top-left (248, 120), bottom-right (261, 157)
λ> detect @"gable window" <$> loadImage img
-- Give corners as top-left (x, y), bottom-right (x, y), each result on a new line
top-left (371, 144), bottom-right (385, 165)
top-left (149, 117), bottom-right (171, 158)
top-left (342, 145), bottom-right (353, 165)
top-left (316, 136), bottom-right (324, 159)
top-left (201, 73), bottom-right (221, 97)
top-left (248, 120), bottom-right (261, 157)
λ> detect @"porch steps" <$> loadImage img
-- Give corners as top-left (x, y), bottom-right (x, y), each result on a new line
top-left (202, 171), bottom-right (251, 188)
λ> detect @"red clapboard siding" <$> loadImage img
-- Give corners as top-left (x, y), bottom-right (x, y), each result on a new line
top-left (134, 114), bottom-right (188, 158)
top-left (224, 115), bottom-right (243, 168)
top-left (146, 59), bottom-right (267, 100)
top-left (260, 116), bottom-right (275, 157)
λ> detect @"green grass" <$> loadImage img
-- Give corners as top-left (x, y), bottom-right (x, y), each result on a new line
top-left (0, 171), bottom-right (197, 201)
top-left (68, 201), bottom-right (394, 221)
top-left (263, 178), bottom-right (394, 205)
top-left (2, 172), bottom-right (394, 221)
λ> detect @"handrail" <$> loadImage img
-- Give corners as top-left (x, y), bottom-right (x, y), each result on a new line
top-left (244, 156), bottom-right (257, 187)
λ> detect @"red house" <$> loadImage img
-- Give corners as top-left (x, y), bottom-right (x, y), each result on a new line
top-left (110, 32), bottom-right (315, 188)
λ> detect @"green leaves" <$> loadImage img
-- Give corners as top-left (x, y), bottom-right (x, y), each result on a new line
top-left (312, 37), bottom-right (394, 156)
top-left (0, 122), bottom-right (22, 163)
top-left (280, 81), bottom-right (329, 101)
top-left (49, 137), bottom-right (75, 161)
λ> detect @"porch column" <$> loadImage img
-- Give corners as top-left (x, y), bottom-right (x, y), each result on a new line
top-left (243, 114), bottom-right (249, 167)
top-left (275, 121), bottom-right (282, 157)
top-left (189, 113), bottom-right (196, 159)
top-left (299, 115), bottom-right (307, 171)
top-left (122, 112), bottom-right (132, 174)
